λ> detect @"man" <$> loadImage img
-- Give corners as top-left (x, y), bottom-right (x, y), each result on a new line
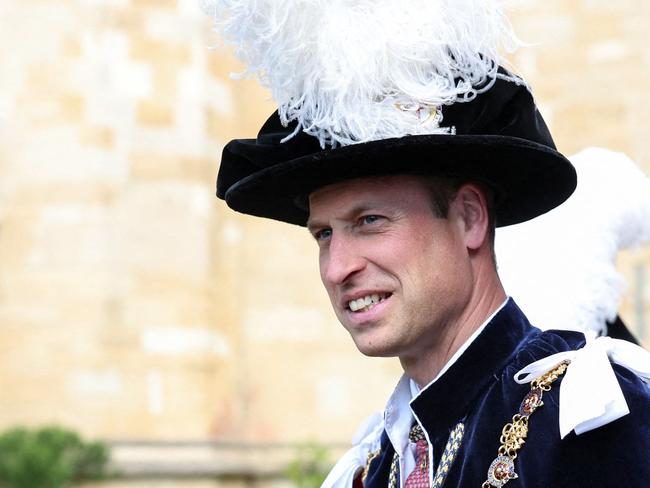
top-left (206, 0), bottom-right (650, 486)
top-left (307, 175), bottom-right (504, 388)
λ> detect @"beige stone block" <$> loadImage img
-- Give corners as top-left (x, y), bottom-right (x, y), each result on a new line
top-left (618, 246), bottom-right (650, 348)
top-left (206, 55), bottom-right (275, 134)
top-left (29, 203), bottom-right (113, 268)
top-left (101, 7), bottom-right (146, 32)
top-left (206, 92), bottom-right (274, 142)
top-left (114, 183), bottom-right (212, 278)
top-left (60, 93), bottom-right (85, 123)
top-left (206, 107), bottom-right (230, 141)
top-left (140, 326), bottom-right (229, 357)
top-left (0, 271), bottom-right (118, 329)
top-left (62, 35), bottom-right (82, 59)
top-left (130, 153), bottom-right (212, 182)
top-left (26, 64), bottom-right (64, 95)
top-left (137, 100), bottom-right (173, 126)
top-left (130, 270), bottom-right (209, 305)
top-left (81, 125), bottom-right (115, 149)
top-left (207, 52), bottom-right (243, 81)
top-left (232, 86), bottom-right (276, 136)
top-left (239, 340), bottom-right (398, 442)
top-left (0, 208), bottom-right (38, 268)
top-left (6, 183), bottom-right (118, 208)
top-left (151, 65), bottom-right (178, 95)
top-left (581, 0), bottom-right (642, 11)
top-left (125, 275), bottom-right (213, 327)
top-left (552, 100), bottom-right (629, 155)
top-left (577, 13), bottom-right (626, 44)
top-left (511, 13), bottom-right (576, 46)
top-left (15, 92), bottom-right (84, 127)
top-left (204, 78), bottom-right (234, 118)
top-left (587, 39), bottom-right (632, 64)
top-left (132, 0), bottom-right (177, 8)
top-left (0, 329), bottom-right (233, 438)
top-left (130, 35), bottom-right (191, 65)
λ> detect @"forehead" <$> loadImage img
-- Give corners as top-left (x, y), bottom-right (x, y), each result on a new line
top-left (307, 175), bottom-right (431, 218)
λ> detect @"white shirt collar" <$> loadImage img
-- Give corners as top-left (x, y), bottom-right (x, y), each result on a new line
top-left (384, 297), bottom-right (510, 457)
top-left (323, 298), bottom-right (511, 488)
top-left (413, 296), bottom-right (510, 395)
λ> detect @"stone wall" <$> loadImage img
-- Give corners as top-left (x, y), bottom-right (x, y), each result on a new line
top-left (0, 0), bottom-right (648, 484)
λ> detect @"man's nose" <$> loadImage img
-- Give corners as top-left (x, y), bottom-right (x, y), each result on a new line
top-left (322, 234), bottom-right (366, 285)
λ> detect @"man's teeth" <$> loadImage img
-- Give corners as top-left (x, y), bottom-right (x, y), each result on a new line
top-left (348, 294), bottom-right (386, 312)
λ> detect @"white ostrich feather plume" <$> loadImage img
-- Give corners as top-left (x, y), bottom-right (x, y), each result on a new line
top-left (203, 0), bottom-right (522, 147)
top-left (496, 148), bottom-right (650, 338)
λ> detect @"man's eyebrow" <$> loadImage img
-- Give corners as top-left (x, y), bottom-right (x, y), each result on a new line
top-left (306, 218), bottom-right (323, 233)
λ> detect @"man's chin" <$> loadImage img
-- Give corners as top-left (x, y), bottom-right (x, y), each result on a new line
top-left (351, 337), bottom-right (399, 358)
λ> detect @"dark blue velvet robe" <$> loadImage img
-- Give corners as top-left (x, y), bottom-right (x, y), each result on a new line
top-left (363, 300), bottom-right (650, 488)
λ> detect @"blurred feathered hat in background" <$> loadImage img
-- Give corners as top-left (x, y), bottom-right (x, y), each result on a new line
top-left (497, 148), bottom-right (650, 342)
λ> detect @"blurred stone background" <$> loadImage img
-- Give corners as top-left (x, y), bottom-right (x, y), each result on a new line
top-left (0, 0), bottom-right (647, 486)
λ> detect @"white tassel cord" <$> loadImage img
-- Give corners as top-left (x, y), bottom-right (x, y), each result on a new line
top-left (203, 0), bottom-right (522, 147)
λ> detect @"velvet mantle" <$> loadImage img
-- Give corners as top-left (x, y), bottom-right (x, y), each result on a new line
top-left (362, 300), bottom-right (650, 488)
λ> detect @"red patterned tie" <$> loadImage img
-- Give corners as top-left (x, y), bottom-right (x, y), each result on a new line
top-left (405, 425), bottom-right (429, 488)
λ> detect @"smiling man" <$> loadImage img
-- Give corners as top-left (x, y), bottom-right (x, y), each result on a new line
top-left (308, 176), bottom-right (504, 387)
top-left (206, 0), bottom-right (650, 486)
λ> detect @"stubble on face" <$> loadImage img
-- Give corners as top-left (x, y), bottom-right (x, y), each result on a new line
top-left (308, 175), bottom-right (474, 362)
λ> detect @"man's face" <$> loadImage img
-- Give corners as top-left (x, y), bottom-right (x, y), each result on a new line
top-left (307, 175), bottom-right (474, 361)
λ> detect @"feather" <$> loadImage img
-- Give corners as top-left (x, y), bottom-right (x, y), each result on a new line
top-left (203, 0), bottom-right (522, 147)
top-left (496, 148), bottom-right (650, 337)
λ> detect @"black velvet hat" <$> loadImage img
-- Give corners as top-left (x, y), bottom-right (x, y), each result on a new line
top-left (216, 74), bottom-right (576, 227)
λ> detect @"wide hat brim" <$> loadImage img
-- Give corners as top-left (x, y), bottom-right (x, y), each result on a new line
top-left (223, 134), bottom-right (574, 227)
top-left (217, 76), bottom-right (577, 227)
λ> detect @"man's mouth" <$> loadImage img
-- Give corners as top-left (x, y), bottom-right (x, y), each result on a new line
top-left (348, 293), bottom-right (391, 313)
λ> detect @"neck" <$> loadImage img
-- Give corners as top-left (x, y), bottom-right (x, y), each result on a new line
top-left (400, 267), bottom-right (506, 388)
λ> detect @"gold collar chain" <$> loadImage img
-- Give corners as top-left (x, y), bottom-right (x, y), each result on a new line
top-left (482, 361), bottom-right (569, 487)
top-left (373, 361), bottom-right (568, 488)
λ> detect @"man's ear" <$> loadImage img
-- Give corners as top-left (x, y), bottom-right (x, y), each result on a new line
top-left (452, 183), bottom-right (490, 251)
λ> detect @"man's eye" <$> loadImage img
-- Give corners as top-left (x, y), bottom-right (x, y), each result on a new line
top-left (314, 228), bottom-right (332, 241)
top-left (361, 215), bottom-right (382, 225)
